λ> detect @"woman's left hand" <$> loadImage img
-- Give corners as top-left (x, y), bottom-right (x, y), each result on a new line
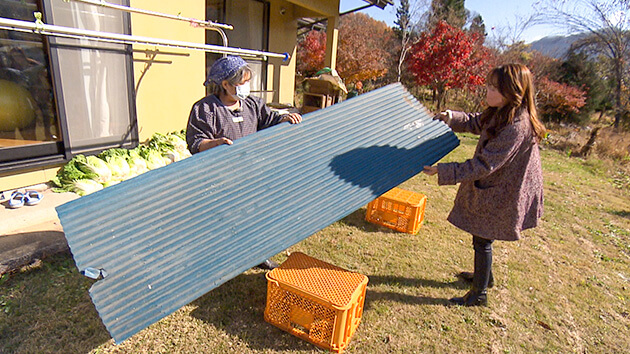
top-left (423, 165), bottom-right (438, 176)
top-left (282, 113), bottom-right (302, 124)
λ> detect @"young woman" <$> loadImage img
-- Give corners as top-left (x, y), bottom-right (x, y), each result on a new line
top-left (423, 63), bottom-right (546, 306)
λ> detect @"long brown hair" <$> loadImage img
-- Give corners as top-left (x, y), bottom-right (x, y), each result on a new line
top-left (481, 64), bottom-right (546, 141)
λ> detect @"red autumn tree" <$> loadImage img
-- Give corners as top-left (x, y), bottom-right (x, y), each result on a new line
top-left (536, 76), bottom-right (587, 120)
top-left (296, 29), bottom-right (326, 77)
top-left (297, 13), bottom-right (398, 88)
top-left (337, 12), bottom-right (398, 85)
top-left (406, 21), bottom-right (492, 110)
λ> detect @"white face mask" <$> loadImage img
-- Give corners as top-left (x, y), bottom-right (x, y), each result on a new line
top-left (234, 83), bottom-right (250, 100)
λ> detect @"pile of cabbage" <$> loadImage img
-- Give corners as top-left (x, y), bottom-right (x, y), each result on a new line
top-left (51, 131), bottom-right (192, 196)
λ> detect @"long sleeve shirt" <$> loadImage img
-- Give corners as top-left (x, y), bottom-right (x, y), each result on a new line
top-left (186, 94), bottom-right (285, 154)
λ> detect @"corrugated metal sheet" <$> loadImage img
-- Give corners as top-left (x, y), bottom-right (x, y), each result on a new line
top-left (56, 83), bottom-right (459, 343)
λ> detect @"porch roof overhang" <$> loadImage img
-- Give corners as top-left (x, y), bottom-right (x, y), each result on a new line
top-left (297, 0), bottom-right (394, 36)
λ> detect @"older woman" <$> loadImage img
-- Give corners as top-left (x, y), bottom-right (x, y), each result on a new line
top-left (186, 55), bottom-right (301, 154)
top-left (186, 55), bottom-right (302, 269)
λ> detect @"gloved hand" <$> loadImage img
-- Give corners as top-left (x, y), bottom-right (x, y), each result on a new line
top-left (433, 109), bottom-right (452, 125)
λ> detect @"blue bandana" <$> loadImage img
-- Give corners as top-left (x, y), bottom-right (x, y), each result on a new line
top-left (204, 55), bottom-right (248, 86)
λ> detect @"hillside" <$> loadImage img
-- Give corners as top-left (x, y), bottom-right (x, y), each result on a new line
top-left (528, 33), bottom-right (585, 58)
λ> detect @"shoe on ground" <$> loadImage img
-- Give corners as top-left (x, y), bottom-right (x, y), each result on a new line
top-left (25, 190), bottom-right (43, 206)
top-left (457, 271), bottom-right (494, 288)
top-left (449, 289), bottom-right (488, 307)
top-left (255, 259), bottom-right (279, 270)
top-left (8, 191), bottom-right (26, 209)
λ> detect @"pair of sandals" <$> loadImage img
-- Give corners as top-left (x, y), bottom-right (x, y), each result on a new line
top-left (7, 190), bottom-right (43, 209)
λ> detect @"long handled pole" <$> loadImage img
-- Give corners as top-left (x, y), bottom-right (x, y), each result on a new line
top-left (65, 0), bottom-right (233, 30)
top-left (0, 17), bottom-right (289, 60)
top-left (65, 0), bottom-right (230, 47)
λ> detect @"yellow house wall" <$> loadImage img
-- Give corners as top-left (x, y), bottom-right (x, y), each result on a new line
top-left (287, 0), bottom-right (338, 16)
top-left (0, 167), bottom-right (60, 191)
top-left (130, 0), bottom-right (206, 143)
top-left (268, 0), bottom-right (298, 105)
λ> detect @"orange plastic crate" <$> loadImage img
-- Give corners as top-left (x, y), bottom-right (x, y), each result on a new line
top-left (365, 187), bottom-right (427, 234)
top-left (264, 252), bottom-right (368, 353)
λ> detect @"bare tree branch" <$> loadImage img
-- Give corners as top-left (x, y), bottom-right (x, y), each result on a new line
top-left (487, 13), bottom-right (540, 50)
top-left (538, 0), bottom-right (630, 128)
top-left (396, 0), bottom-right (430, 82)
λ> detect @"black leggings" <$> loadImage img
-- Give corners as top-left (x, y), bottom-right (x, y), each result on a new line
top-left (473, 235), bottom-right (494, 290)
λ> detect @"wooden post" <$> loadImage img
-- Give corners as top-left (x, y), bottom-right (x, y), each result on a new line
top-left (324, 15), bottom-right (339, 70)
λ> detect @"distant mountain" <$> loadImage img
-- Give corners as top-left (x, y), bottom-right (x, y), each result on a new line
top-left (528, 33), bottom-right (586, 58)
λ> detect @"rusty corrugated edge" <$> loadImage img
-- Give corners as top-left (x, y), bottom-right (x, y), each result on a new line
top-left (56, 83), bottom-right (459, 343)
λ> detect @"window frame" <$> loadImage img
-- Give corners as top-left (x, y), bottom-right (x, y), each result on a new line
top-left (205, 0), bottom-right (270, 99)
top-left (0, 0), bottom-right (138, 173)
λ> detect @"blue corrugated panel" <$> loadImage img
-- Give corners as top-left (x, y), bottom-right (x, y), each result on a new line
top-left (56, 83), bottom-right (459, 343)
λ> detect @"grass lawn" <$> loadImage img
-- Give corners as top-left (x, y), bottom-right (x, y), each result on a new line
top-left (1, 133), bottom-right (629, 353)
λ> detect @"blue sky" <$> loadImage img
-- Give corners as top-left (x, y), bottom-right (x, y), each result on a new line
top-left (339, 0), bottom-right (565, 43)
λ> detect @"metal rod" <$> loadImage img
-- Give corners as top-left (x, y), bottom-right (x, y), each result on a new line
top-left (297, 5), bottom-right (373, 36)
top-left (0, 17), bottom-right (289, 60)
top-left (132, 49), bottom-right (190, 57)
top-left (66, 0), bottom-right (233, 30)
top-left (207, 27), bottom-right (228, 47)
top-left (133, 59), bottom-right (172, 64)
top-left (67, 0), bottom-right (230, 47)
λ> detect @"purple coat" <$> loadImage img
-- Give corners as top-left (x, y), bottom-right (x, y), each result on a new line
top-left (437, 110), bottom-right (544, 241)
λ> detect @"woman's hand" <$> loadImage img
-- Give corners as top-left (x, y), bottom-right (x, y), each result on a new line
top-left (281, 113), bottom-right (302, 124)
top-left (198, 137), bottom-right (233, 152)
top-left (215, 137), bottom-right (233, 146)
top-left (433, 110), bottom-right (452, 125)
top-left (423, 165), bottom-right (438, 176)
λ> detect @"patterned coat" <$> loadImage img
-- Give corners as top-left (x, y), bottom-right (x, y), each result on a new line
top-left (437, 109), bottom-right (544, 241)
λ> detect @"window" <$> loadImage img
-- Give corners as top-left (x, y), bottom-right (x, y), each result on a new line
top-left (0, 0), bottom-right (137, 172)
top-left (43, 0), bottom-right (137, 154)
top-left (206, 0), bottom-right (269, 99)
top-left (0, 0), bottom-right (59, 167)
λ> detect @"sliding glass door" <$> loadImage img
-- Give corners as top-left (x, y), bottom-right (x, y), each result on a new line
top-left (0, 0), bottom-right (60, 168)
top-left (206, 0), bottom-right (269, 99)
top-left (0, 0), bottom-right (137, 172)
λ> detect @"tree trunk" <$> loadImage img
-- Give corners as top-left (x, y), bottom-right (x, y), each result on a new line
top-left (436, 87), bottom-right (447, 112)
top-left (576, 127), bottom-right (600, 157)
top-left (397, 36), bottom-right (410, 83)
top-left (597, 108), bottom-right (606, 122)
top-left (613, 57), bottom-right (622, 129)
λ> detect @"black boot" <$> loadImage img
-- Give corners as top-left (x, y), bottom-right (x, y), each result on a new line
top-left (457, 271), bottom-right (494, 288)
top-left (451, 236), bottom-right (493, 306)
top-left (449, 288), bottom-right (487, 306)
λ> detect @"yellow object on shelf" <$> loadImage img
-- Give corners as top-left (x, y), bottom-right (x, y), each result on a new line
top-left (0, 80), bottom-right (36, 132)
